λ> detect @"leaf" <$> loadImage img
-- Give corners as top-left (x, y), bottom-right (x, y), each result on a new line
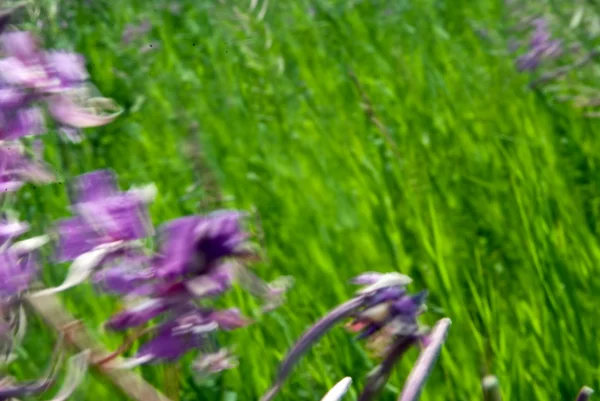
top-left (11, 235), bottom-right (50, 255)
top-left (30, 248), bottom-right (109, 297)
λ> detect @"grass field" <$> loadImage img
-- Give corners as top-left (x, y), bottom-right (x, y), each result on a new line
top-left (9, 0), bottom-right (600, 400)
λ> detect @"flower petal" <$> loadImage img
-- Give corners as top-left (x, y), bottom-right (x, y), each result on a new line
top-left (47, 93), bottom-right (122, 128)
top-left (31, 247), bottom-right (110, 297)
top-left (209, 308), bottom-right (252, 330)
top-left (321, 377), bottom-right (352, 401)
top-left (106, 299), bottom-right (169, 331)
top-left (73, 169), bottom-right (117, 204)
top-left (398, 318), bottom-right (452, 401)
top-left (55, 217), bottom-right (103, 262)
top-left (357, 273), bottom-right (413, 295)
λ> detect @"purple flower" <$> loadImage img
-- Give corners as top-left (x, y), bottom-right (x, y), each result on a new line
top-left (106, 298), bottom-right (171, 331)
top-left (0, 250), bottom-right (37, 297)
top-left (0, 144), bottom-right (54, 192)
top-left (96, 210), bottom-right (286, 370)
top-left (0, 218), bottom-right (48, 297)
top-left (32, 170), bottom-right (155, 298)
top-left (516, 18), bottom-right (563, 72)
top-left (576, 387), bottom-right (594, 401)
top-left (260, 272), bottom-right (448, 401)
top-left (152, 211), bottom-right (249, 281)
top-left (0, 29), bottom-right (121, 140)
top-left (134, 307), bottom-right (223, 363)
top-left (44, 51), bottom-right (89, 91)
top-left (0, 218), bottom-right (28, 247)
top-left (92, 252), bottom-right (156, 296)
top-left (56, 169), bottom-right (155, 263)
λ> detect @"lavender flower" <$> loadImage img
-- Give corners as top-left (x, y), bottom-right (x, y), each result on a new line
top-left (91, 208), bottom-right (289, 370)
top-left (516, 18), bottom-right (562, 72)
top-left (32, 169), bottom-right (156, 297)
top-left (0, 30), bottom-right (121, 141)
top-left (0, 216), bottom-right (48, 297)
top-left (259, 272), bottom-right (450, 401)
top-left (0, 143), bottom-right (54, 193)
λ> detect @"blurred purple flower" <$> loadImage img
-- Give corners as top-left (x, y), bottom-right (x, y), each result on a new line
top-left (56, 169), bottom-right (155, 263)
top-left (93, 208), bottom-right (289, 370)
top-left (30, 170), bottom-right (156, 298)
top-left (516, 18), bottom-right (562, 72)
top-left (115, 305), bottom-right (250, 366)
top-left (576, 387), bottom-right (594, 401)
top-left (0, 29), bottom-right (121, 140)
top-left (0, 144), bottom-right (54, 193)
top-left (153, 212), bottom-right (248, 281)
top-left (260, 272), bottom-right (449, 401)
top-left (0, 217), bottom-right (48, 297)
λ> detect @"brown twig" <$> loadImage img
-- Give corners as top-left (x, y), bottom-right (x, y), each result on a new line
top-left (348, 69), bottom-right (402, 159)
top-left (24, 294), bottom-right (173, 401)
top-left (92, 327), bottom-right (152, 367)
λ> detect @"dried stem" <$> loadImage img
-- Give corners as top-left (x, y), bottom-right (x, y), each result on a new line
top-left (348, 69), bottom-right (402, 159)
top-left (24, 293), bottom-right (173, 401)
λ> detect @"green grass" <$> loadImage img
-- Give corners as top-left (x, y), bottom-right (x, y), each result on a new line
top-left (8, 0), bottom-right (600, 400)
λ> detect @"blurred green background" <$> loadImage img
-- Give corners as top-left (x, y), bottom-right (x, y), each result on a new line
top-left (8, 0), bottom-right (600, 400)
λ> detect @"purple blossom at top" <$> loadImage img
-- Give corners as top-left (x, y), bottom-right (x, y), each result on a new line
top-left (259, 272), bottom-right (450, 401)
top-left (0, 29), bottom-right (121, 141)
top-left (516, 18), bottom-right (562, 72)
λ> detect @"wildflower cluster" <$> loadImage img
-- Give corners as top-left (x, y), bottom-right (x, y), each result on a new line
top-left (0, 8), bottom-right (117, 399)
top-left (35, 168), bottom-right (292, 372)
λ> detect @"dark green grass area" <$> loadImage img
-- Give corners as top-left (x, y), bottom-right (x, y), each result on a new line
top-left (9, 0), bottom-right (600, 400)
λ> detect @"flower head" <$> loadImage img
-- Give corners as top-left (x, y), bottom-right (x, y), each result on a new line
top-left (259, 272), bottom-right (449, 401)
top-left (516, 18), bottom-right (562, 72)
top-left (0, 29), bottom-right (121, 140)
top-left (87, 208), bottom-right (289, 370)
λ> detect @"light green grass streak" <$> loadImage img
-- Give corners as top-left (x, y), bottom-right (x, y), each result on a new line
top-left (9, 0), bottom-right (600, 400)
